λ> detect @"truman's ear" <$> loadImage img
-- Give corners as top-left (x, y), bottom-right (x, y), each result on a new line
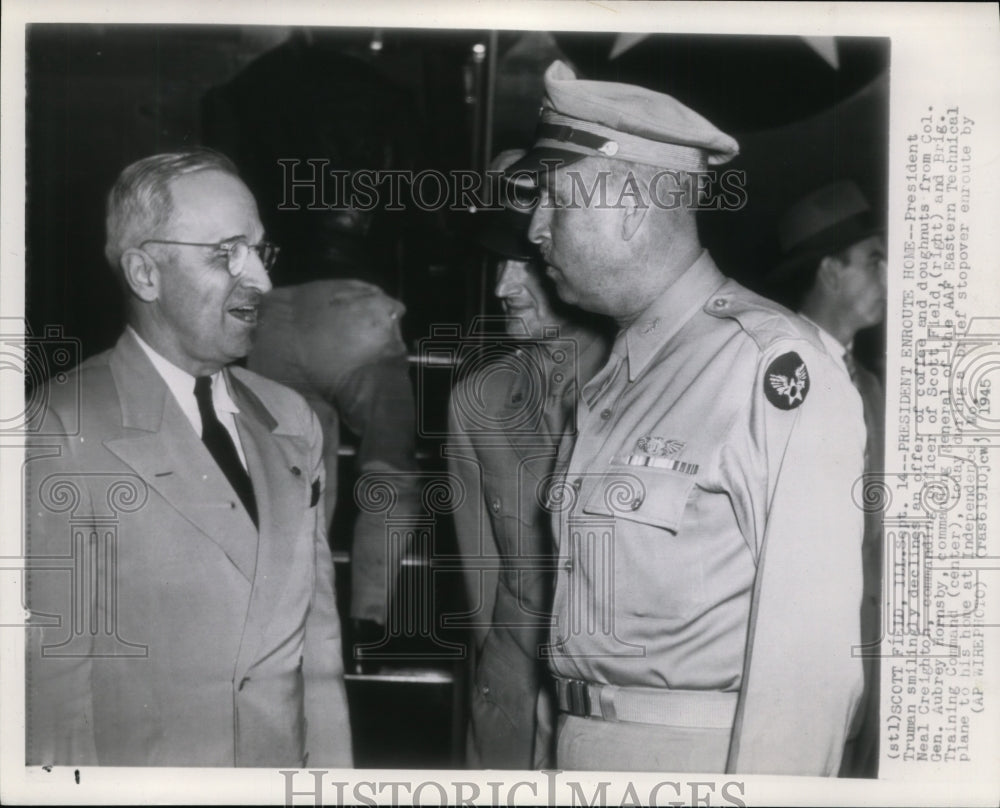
top-left (620, 177), bottom-right (650, 242)
top-left (816, 255), bottom-right (842, 293)
top-left (120, 248), bottom-right (160, 302)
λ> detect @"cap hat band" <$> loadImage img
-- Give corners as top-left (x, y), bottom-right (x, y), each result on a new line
top-left (537, 111), bottom-right (708, 173)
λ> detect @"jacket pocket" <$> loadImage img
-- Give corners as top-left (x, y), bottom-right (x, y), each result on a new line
top-left (576, 466), bottom-right (704, 620)
top-left (581, 464), bottom-right (695, 532)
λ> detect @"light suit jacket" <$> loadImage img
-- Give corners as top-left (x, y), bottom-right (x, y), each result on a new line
top-left (25, 330), bottom-right (352, 767)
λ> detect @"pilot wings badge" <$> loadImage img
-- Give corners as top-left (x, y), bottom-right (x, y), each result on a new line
top-left (763, 351), bottom-right (810, 410)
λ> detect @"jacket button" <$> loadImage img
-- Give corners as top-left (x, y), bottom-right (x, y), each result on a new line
top-left (600, 408), bottom-right (612, 420)
top-left (630, 496), bottom-right (643, 511)
top-left (481, 684), bottom-right (490, 695)
top-left (572, 478), bottom-right (582, 489)
top-left (290, 466), bottom-right (302, 476)
top-left (563, 559), bottom-right (574, 573)
top-left (491, 498), bottom-right (501, 514)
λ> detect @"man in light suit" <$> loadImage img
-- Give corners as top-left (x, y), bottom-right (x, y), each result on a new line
top-left (447, 150), bottom-right (611, 768)
top-left (24, 150), bottom-right (352, 767)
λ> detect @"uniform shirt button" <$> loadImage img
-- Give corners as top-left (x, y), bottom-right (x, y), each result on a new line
top-left (713, 298), bottom-right (727, 308)
top-left (630, 495), bottom-right (643, 511)
top-left (572, 478), bottom-right (582, 489)
top-left (491, 498), bottom-right (501, 514)
top-left (600, 408), bottom-right (612, 420)
top-left (563, 559), bottom-right (574, 573)
top-left (481, 684), bottom-right (490, 695)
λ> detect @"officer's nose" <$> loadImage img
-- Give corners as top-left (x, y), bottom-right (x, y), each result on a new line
top-left (527, 203), bottom-right (551, 246)
top-left (494, 260), bottom-right (527, 299)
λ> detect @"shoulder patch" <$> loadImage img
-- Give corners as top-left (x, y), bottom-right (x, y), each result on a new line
top-left (764, 351), bottom-right (809, 410)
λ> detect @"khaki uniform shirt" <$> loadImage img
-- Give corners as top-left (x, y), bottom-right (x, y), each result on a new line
top-left (547, 251), bottom-right (866, 775)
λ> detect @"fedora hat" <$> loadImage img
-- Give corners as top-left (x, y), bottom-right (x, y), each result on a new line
top-left (769, 180), bottom-right (883, 282)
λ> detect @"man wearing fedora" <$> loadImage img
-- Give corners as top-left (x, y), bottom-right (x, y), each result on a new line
top-left (771, 180), bottom-right (887, 777)
top-left (448, 149), bottom-right (611, 768)
top-left (508, 61), bottom-right (868, 775)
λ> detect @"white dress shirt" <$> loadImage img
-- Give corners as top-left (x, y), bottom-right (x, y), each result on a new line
top-left (798, 314), bottom-right (852, 378)
top-left (129, 326), bottom-right (249, 469)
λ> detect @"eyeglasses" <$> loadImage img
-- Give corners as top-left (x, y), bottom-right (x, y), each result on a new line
top-left (140, 237), bottom-right (281, 276)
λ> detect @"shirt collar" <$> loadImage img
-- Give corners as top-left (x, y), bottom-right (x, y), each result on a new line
top-left (128, 326), bottom-right (240, 415)
top-left (622, 250), bottom-right (728, 382)
top-left (798, 314), bottom-right (852, 373)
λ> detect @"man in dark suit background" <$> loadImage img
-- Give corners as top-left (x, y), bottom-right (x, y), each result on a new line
top-left (25, 150), bottom-right (352, 767)
top-left (769, 179), bottom-right (887, 777)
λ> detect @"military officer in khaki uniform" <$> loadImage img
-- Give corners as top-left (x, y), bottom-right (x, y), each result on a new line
top-left (770, 180), bottom-right (887, 777)
top-left (508, 61), bottom-right (867, 775)
top-left (448, 150), bottom-right (611, 768)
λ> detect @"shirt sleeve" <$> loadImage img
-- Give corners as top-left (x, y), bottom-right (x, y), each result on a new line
top-left (331, 355), bottom-right (422, 623)
top-left (726, 340), bottom-right (867, 775)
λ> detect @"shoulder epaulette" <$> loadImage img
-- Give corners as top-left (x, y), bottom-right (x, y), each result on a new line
top-left (703, 279), bottom-right (820, 354)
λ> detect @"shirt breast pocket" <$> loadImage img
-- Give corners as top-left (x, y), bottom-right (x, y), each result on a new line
top-left (578, 465), bottom-right (705, 621)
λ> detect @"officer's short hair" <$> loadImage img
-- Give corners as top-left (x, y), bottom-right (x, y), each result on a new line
top-left (104, 149), bottom-right (240, 270)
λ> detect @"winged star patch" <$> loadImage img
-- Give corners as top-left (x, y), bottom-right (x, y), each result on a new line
top-left (764, 351), bottom-right (809, 410)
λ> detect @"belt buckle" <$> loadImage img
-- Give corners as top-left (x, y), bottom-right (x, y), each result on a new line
top-left (566, 679), bottom-right (592, 717)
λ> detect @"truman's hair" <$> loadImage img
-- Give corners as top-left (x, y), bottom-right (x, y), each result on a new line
top-left (104, 149), bottom-right (240, 270)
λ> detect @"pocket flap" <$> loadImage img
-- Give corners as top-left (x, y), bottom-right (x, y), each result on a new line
top-left (581, 465), bottom-right (696, 533)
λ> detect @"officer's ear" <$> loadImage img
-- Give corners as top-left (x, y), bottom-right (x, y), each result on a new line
top-left (120, 248), bottom-right (161, 302)
top-left (816, 255), bottom-right (843, 293)
top-left (619, 173), bottom-right (650, 242)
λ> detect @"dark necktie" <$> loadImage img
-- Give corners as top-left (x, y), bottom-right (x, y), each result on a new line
top-left (193, 375), bottom-right (258, 528)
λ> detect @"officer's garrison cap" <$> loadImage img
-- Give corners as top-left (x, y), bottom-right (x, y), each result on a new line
top-left (508, 61), bottom-right (739, 176)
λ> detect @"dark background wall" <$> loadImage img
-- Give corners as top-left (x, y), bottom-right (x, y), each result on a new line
top-left (26, 25), bottom-right (889, 366)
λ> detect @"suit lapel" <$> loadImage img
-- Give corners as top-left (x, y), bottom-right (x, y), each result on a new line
top-left (103, 332), bottom-right (258, 580)
top-left (227, 370), bottom-right (309, 675)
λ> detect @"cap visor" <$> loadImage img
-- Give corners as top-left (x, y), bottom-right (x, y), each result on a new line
top-left (504, 146), bottom-right (589, 181)
top-left (474, 207), bottom-right (537, 261)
